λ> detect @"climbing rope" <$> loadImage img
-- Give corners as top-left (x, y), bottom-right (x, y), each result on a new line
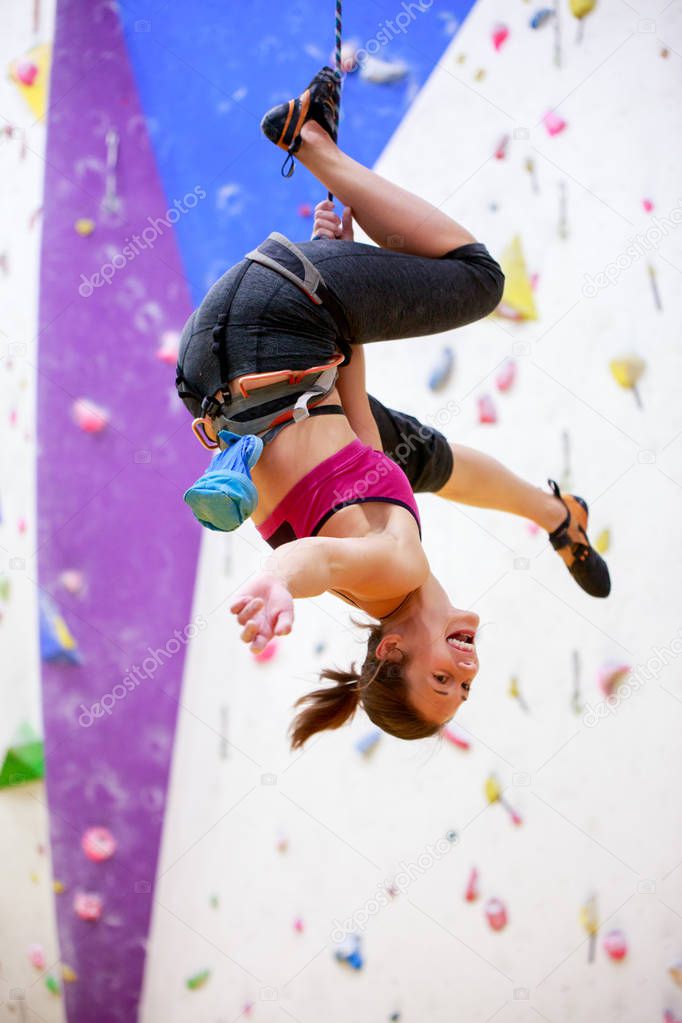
top-left (328, 0), bottom-right (343, 203)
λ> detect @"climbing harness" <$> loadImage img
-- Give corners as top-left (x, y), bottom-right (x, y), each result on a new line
top-left (185, 232), bottom-right (352, 452)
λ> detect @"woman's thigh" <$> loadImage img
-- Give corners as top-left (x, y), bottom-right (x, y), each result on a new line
top-left (298, 238), bottom-right (505, 345)
top-left (368, 394), bottom-right (454, 493)
top-left (196, 259), bottom-right (340, 382)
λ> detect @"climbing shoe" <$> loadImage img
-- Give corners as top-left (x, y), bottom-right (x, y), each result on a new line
top-left (547, 479), bottom-right (611, 597)
top-left (260, 66), bottom-right (341, 177)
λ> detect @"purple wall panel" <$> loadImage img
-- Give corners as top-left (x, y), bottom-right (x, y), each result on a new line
top-left (38, 1), bottom-right (204, 1018)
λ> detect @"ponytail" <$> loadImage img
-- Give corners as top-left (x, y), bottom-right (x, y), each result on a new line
top-left (289, 622), bottom-right (440, 749)
top-left (289, 668), bottom-right (362, 750)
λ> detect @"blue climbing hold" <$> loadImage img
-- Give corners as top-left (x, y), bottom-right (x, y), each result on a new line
top-left (184, 431), bottom-right (264, 532)
top-left (428, 346), bottom-right (455, 392)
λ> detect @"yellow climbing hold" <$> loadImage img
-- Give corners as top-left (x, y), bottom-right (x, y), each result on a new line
top-left (8, 44), bottom-right (51, 120)
top-left (595, 528), bottom-right (610, 554)
top-left (570, 0), bottom-right (596, 18)
top-left (580, 895), bottom-right (599, 935)
top-left (495, 236), bottom-right (538, 321)
top-left (484, 773), bottom-right (502, 805)
top-left (508, 676), bottom-right (520, 699)
top-left (610, 356), bottom-right (646, 391)
top-left (74, 218), bottom-right (96, 237)
top-left (61, 964), bottom-right (78, 983)
top-left (53, 880), bottom-right (65, 894)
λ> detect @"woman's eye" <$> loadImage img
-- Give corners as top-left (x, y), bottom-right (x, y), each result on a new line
top-left (433, 673), bottom-right (448, 684)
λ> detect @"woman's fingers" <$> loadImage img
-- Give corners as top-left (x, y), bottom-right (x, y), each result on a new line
top-left (274, 609), bottom-right (293, 635)
top-left (233, 596), bottom-right (264, 625)
top-left (315, 199), bottom-right (335, 214)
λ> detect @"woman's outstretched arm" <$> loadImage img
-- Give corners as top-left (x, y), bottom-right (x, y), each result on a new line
top-left (230, 531), bottom-right (428, 652)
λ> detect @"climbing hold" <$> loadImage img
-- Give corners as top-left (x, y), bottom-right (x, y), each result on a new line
top-left (39, 593), bottom-right (80, 664)
top-left (443, 724), bottom-right (470, 750)
top-left (580, 894), bottom-right (599, 962)
top-left (9, 45), bottom-right (50, 119)
top-left (569, 0), bottom-right (596, 18)
top-left (28, 944), bottom-right (46, 969)
top-left (508, 675), bottom-right (530, 712)
top-left (668, 961), bottom-right (682, 987)
top-left (446, 829), bottom-right (458, 844)
top-left (276, 832), bottom-right (289, 854)
top-left (465, 867), bottom-right (479, 902)
top-left (314, 640), bottom-right (327, 655)
top-left (74, 218), bottom-right (95, 237)
top-left (495, 358), bottom-right (516, 392)
top-left (428, 347), bottom-right (455, 392)
top-left (81, 826), bottom-right (116, 862)
top-left (186, 969), bottom-right (211, 991)
top-left (642, 198), bottom-right (655, 213)
top-left (53, 880), bottom-right (66, 894)
top-left (494, 134), bottom-right (510, 160)
top-left (530, 8), bottom-right (554, 29)
top-left (595, 528), bottom-right (610, 554)
top-left (477, 394), bottom-right (498, 424)
top-left (485, 897), bottom-right (508, 931)
top-left (473, 68), bottom-right (486, 82)
top-left (340, 39), bottom-right (359, 72)
top-left (598, 663), bottom-right (630, 697)
top-left (647, 263), bottom-right (663, 312)
top-left (253, 639), bottom-right (278, 663)
top-left (335, 934), bottom-right (364, 970)
top-left (16, 59), bottom-right (39, 86)
top-left (156, 330), bottom-right (180, 364)
top-left (543, 110), bottom-right (567, 137)
top-left (494, 236), bottom-right (538, 321)
top-left (485, 772), bottom-right (522, 826)
top-left (570, 0), bottom-right (597, 41)
top-left (59, 570), bottom-right (85, 596)
top-left (72, 397), bottom-right (109, 433)
top-left (360, 56), bottom-right (408, 84)
top-left (524, 157), bottom-right (539, 194)
top-left (45, 975), bottom-right (61, 996)
top-left (0, 722), bottom-right (44, 788)
top-left (73, 891), bottom-right (103, 922)
top-left (603, 929), bottom-right (628, 961)
top-left (491, 24), bottom-right (509, 51)
top-left (293, 917), bottom-right (305, 933)
top-left (61, 964), bottom-right (78, 983)
top-left (355, 729), bottom-right (381, 756)
top-left (297, 203), bottom-right (312, 218)
top-left (609, 355), bottom-right (646, 407)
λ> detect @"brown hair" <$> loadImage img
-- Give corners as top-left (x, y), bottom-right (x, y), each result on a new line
top-left (289, 622), bottom-right (440, 749)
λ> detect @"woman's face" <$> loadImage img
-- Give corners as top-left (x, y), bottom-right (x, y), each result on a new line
top-left (376, 575), bottom-right (480, 725)
top-left (402, 609), bottom-right (480, 724)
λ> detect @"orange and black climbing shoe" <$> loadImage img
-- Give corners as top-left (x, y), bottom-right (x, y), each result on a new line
top-left (260, 66), bottom-right (341, 178)
top-left (547, 479), bottom-right (611, 598)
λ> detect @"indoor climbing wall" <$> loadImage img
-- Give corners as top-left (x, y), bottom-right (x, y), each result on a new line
top-left (1, 1), bottom-right (682, 1022)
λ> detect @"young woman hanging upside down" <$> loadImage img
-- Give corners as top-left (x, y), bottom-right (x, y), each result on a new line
top-left (175, 68), bottom-right (610, 749)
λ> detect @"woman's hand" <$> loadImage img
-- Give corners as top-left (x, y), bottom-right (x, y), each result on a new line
top-left (229, 573), bottom-right (294, 654)
top-left (312, 200), bottom-right (354, 241)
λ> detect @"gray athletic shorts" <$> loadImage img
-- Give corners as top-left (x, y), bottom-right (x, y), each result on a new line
top-left (183, 237), bottom-right (503, 492)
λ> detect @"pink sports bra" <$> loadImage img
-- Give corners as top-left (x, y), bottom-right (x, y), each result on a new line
top-left (256, 438), bottom-right (421, 550)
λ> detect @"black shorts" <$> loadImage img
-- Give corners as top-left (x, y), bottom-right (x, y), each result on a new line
top-left (369, 394), bottom-right (453, 494)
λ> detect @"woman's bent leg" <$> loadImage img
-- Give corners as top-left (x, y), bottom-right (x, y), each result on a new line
top-left (296, 122), bottom-right (475, 257)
